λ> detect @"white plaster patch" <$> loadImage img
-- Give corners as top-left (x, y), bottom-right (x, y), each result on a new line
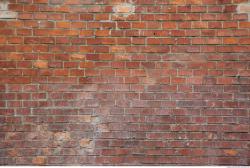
top-left (113, 2), bottom-right (135, 18)
top-left (0, 0), bottom-right (17, 19)
top-left (0, 1), bottom-right (8, 10)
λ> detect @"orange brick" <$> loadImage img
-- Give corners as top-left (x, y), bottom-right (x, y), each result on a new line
top-left (33, 60), bottom-right (48, 69)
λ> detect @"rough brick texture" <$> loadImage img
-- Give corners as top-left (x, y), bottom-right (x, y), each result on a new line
top-left (0, 0), bottom-right (250, 166)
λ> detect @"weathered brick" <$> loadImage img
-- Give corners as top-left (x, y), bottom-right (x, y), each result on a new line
top-left (79, 138), bottom-right (92, 148)
top-left (0, 0), bottom-right (249, 166)
top-left (32, 156), bottom-right (46, 165)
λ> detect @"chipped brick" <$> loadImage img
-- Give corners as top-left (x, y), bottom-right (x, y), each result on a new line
top-left (79, 138), bottom-right (92, 148)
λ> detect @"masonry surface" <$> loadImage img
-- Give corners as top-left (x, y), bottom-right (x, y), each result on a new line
top-left (0, 0), bottom-right (250, 166)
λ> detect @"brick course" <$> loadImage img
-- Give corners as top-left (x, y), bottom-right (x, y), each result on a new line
top-left (0, 0), bottom-right (250, 165)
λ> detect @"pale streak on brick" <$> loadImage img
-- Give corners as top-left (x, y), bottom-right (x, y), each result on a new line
top-left (0, 0), bottom-right (17, 19)
top-left (237, 1), bottom-right (250, 21)
top-left (142, 65), bottom-right (157, 85)
top-left (111, 46), bottom-right (126, 53)
top-left (114, 54), bottom-right (131, 61)
top-left (70, 54), bottom-right (86, 61)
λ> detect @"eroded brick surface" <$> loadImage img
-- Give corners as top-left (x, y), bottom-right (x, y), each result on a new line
top-left (237, 1), bottom-right (250, 21)
top-left (0, 0), bottom-right (250, 166)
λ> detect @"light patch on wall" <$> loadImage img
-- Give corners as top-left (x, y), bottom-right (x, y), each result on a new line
top-left (79, 138), bottom-right (92, 148)
top-left (0, 0), bottom-right (17, 20)
top-left (237, 1), bottom-right (250, 21)
top-left (114, 54), bottom-right (131, 61)
top-left (112, 1), bottom-right (135, 18)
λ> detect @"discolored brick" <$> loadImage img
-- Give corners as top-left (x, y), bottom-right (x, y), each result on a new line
top-left (33, 60), bottom-right (48, 69)
top-left (32, 156), bottom-right (46, 165)
top-left (0, 0), bottom-right (250, 166)
top-left (79, 139), bottom-right (92, 148)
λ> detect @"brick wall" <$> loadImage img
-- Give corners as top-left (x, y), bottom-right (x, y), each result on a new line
top-left (0, 0), bottom-right (250, 165)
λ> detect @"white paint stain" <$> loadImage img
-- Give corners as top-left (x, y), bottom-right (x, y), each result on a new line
top-left (0, 0), bottom-right (17, 19)
top-left (237, 1), bottom-right (250, 21)
top-left (112, 1), bottom-right (135, 18)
